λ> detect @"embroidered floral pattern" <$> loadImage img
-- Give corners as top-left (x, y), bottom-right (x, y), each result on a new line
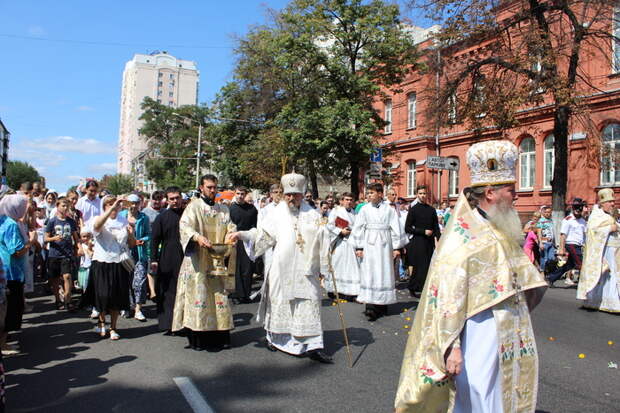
top-left (215, 300), bottom-right (227, 310)
top-left (428, 285), bottom-right (439, 308)
top-left (456, 217), bottom-right (476, 243)
top-left (500, 337), bottom-right (536, 362)
top-left (194, 300), bottom-right (207, 309)
top-left (420, 365), bottom-right (448, 386)
top-left (488, 279), bottom-right (505, 298)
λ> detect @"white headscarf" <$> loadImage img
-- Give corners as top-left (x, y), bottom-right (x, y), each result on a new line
top-left (0, 194), bottom-right (30, 240)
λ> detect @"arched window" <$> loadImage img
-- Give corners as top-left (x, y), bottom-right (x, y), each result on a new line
top-left (543, 134), bottom-right (554, 189)
top-left (519, 137), bottom-right (536, 190)
top-left (407, 161), bottom-right (416, 197)
top-left (601, 123), bottom-right (620, 185)
top-left (384, 99), bottom-right (392, 134)
top-left (448, 157), bottom-right (459, 197)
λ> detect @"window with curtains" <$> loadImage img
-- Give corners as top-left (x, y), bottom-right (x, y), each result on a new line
top-left (407, 161), bottom-right (416, 197)
top-left (543, 134), bottom-right (554, 189)
top-left (601, 123), bottom-right (620, 185)
top-left (407, 93), bottom-right (416, 129)
top-left (519, 137), bottom-right (536, 190)
top-left (384, 99), bottom-right (392, 134)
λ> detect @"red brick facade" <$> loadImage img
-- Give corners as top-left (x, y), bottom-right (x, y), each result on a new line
top-left (375, 7), bottom-right (620, 213)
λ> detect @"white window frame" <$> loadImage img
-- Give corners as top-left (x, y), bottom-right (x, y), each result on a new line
top-left (519, 137), bottom-right (536, 190)
top-left (407, 161), bottom-right (416, 197)
top-left (448, 166), bottom-right (459, 197)
top-left (543, 134), bottom-right (554, 189)
top-left (601, 123), bottom-right (620, 185)
top-left (384, 100), bottom-right (392, 134)
top-left (407, 93), bottom-right (417, 129)
top-left (614, 8), bottom-right (620, 73)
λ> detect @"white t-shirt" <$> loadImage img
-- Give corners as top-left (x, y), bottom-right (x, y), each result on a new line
top-left (91, 217), bottom-right (128, 263)
top-left (76, 196), bottom-right (102, 225)
top-left (560, 214), bottom-right (587, 246)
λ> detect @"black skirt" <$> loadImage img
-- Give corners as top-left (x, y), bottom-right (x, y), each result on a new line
top-left (5, 280), bottom-right (24, 332)
top-left (87, 261), bottom-right (131, 313)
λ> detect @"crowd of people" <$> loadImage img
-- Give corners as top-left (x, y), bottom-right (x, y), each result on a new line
top-left (0, 139), bottom-right (617, 412)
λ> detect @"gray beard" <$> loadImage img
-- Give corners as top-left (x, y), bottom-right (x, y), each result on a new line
top-left (487, 201), bottom-right (523, 245)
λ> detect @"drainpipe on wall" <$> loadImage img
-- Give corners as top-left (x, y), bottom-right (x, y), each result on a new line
top-left (435, 47), bottom-right (441, 202)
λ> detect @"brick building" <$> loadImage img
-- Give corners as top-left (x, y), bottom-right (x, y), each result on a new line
top-left (375, 4), bottom-right (620, 214)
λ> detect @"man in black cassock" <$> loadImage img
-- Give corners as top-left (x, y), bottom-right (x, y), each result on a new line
top-left (151, 186), bottom-right (185, 333)
top-left (229, 186), bottom-right (258, 303)
top-left (404, 185), bottom-right (440, 298)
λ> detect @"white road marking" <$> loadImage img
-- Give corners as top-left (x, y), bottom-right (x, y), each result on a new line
top-left (173, 376), bottom-right (216, 413)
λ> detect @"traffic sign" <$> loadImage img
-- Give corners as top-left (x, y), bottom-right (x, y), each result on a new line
top-left (370, 148), bottom-right (383, 163)
top-left (426, 156), bottom-right (459, 171)
top-left (368, 162), bottom-right (382, 179)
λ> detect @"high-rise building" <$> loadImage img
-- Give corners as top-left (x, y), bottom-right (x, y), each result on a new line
top-left (117, 51), bottom-right (199, 177)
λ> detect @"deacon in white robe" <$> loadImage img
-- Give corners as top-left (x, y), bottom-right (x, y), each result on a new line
top-left (352, 183), bottom-right (404, 321)
top-left (229, 173), bottom-right (332, 364)
top-left (324, 194), bottom-right (361, 300)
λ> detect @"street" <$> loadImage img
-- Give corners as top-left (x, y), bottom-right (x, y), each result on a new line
top-left (5, 283), bottom-right (620, 413)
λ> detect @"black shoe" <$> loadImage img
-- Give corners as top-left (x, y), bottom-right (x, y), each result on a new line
top-left (265, 341), bottom-right (277, 352)
top-left (307, 350), bottom-right (334, 364)
top-left (364, 309), bottom-right (378, 322)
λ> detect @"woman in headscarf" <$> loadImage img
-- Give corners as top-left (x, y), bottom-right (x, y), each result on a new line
top-left (44, 191), bottom-right (58, 220)
top-left (0, 194), bottom-right (33, 354)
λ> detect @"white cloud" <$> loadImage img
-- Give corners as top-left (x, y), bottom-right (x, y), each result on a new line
top-left (27, 25), bottom-right (46, 37)
top-left (10, 147), bottom-right (66, 168)
top-left (88, 162), bottom-right (117, 174)
top-left (76, 106), bottom-right (94, 112)
top-left (66, 175), bottom-right (83, 181)
top-left (25, 136), bottom-right (116, 155)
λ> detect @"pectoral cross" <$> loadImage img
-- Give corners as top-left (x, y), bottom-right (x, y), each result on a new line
top-left (294, 222), bottom-right (305, 252)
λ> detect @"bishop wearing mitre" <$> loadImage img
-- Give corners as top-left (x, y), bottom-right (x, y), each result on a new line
top-left (228, 172), bottom-right (332, 363)
top-left (395, 140), bottom-right (547, 413)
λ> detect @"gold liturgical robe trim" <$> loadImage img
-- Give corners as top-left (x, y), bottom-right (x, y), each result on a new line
top-left (395, 194), bottom-right (547, 413)
top-left (172, 198), bottom-right (237, 332)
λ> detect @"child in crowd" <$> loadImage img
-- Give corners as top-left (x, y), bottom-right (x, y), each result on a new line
top-left (45, 197), bottom-right (81, 311)
top-left (78, 231), bottom-right (93, 291)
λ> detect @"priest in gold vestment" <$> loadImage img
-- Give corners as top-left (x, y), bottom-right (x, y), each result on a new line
top-left (172, 174), bottom-right (236, 351)
top-left (577, 188), bottom-right (620, 313)
top-left (395, 141), bottom-right (547, 413)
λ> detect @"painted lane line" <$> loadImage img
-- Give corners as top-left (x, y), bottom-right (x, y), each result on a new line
top-left (173, 376), bottom-right (215, 413)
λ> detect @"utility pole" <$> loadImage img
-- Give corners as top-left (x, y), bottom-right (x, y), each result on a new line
top-left (195, 123), bottom-right (202, 189)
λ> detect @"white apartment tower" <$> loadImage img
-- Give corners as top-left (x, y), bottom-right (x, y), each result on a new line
top-left (117, 51), bottom-right (199, 175)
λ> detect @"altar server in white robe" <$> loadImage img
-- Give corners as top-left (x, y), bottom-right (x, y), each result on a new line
top-left (256, 184), bottom-right (283, 280)
top-left (324, 192), bottom-right (361, 301)
top-left (352, 182), bottom-right (405, 321)
top-left (228, 172), bottom-right (332, 363)
top-left (578, 188), bottom-right (620, 313)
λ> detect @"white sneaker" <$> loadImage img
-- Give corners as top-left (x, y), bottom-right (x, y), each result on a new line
top-left (564, 278), bottom-right (575, 286)
top-left (90, 309), bottom-right (100, 319)
top-left (120, 310), bottom-right (127, 318)
top-left (134, 310), bottom-right (146, 322)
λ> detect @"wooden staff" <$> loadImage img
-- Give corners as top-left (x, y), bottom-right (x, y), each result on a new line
top-left (327, 240), bottom-right (353, 368)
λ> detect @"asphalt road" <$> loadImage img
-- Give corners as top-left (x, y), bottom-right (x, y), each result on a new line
top-left (5, 282), bottom-right (619, 413)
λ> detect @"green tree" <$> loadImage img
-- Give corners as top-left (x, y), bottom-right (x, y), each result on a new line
top-left (216, 0), bottom-right (419, 196)
top-left (102, 174), bottom-right (134, 195)
top-left (6, 160), bottom-right (41, 190)
top-left (139, 97), bottom-right (213, 190)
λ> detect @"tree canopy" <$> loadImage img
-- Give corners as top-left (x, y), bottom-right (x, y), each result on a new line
top-left (6, 160), bottom-right (41, 190)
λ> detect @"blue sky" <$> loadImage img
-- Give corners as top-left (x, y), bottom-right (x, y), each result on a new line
top-left (0, 0), bottom-right (416, 192)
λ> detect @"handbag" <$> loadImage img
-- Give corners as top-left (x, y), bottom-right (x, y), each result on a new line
top-left (119, 247), bottom-right (136, 273)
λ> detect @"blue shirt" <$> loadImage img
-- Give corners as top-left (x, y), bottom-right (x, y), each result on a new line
top-left (0, 216), bottom-right (26, 282)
